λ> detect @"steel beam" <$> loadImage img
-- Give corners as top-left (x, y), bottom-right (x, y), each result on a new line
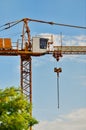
top-left (54, 46), bottom-right (86, 54)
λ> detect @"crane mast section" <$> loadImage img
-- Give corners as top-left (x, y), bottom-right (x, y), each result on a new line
top-left (53, 46), bottom-right (86, 54)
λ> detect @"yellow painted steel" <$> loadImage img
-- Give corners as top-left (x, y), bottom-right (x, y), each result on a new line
top-left (0, 38), bottom-right (3, 48)
top-left (4, 38), bottom-right (12, 49)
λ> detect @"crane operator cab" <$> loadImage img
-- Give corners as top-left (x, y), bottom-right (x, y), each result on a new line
top-left (32, 37), bottom-right (49, 54)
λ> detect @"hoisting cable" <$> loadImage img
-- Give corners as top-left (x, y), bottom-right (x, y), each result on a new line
top-left (57, 72), bottom-right (60, 109)
top-left (0, 20), bottom-right (22, 32)
top-left (28, 18), bottom-right (86, 29)
top-left (0, 17), bottom-right (86, 32)
top-left (54, 67), bottom-right (62, 109)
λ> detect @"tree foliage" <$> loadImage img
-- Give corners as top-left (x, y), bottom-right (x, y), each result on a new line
top-left (0, 87), bottom-right (38, 130)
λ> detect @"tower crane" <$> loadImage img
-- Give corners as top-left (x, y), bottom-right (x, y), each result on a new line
top-left (0, 18), bottom-right (86, 130)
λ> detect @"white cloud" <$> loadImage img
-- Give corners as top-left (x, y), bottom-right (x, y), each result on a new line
top-left (75, 35), bottom-right (86, 42)
top-left (62, 35), bottom-right (86, 46)
top-left (38, 33), bottom-right (86, 46)
top-left (34, 108), bottom-right (86, 130)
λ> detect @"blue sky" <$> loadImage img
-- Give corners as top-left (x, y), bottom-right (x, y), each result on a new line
top-left (0, 0), bottom-right (86, 130)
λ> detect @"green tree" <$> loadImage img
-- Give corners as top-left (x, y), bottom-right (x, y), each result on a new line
top-left (0, 87), bottom-right (38, 130)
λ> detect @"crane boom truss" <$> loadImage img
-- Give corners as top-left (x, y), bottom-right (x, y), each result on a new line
top-left (53, 46), bottom-right (86, 54)
top-left (0, 45), bottom-right (86, 56)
